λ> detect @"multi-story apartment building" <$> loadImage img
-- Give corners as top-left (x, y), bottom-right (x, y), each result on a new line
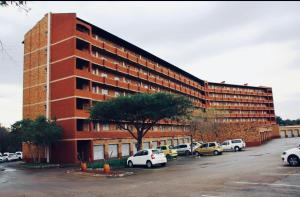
top-left (23, 13), bottom-right (278, 163)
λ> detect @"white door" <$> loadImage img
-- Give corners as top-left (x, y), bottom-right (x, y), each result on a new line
top-left (122, 144), bottom-right (130, 157)
top-left (293, 130), bottom-right (299, 137)
top-left (152, 141), bottom-right (158, 149)
top-left (280, 131), bottom-right (286, 138)
top-left (133, 150), bottom-right (146, 165)
top-left (221, 141), bottom-right (230, 151)
top-left (174, 139), bottom-right (178, 146)
top-left (108, 144), bottom-right (118, 158)
top-left (93, 145), bottom-right (104, 160)
top-left (286, 130), bottom-right (292, 138)
top-left (143, 142), bottom-right (150, 149)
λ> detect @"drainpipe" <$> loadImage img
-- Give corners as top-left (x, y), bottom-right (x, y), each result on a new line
top-left (46, 12), bottom-right (51, 163)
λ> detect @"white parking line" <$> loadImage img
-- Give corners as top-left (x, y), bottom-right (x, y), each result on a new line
top-left (261, 173), bottom-right (300, 176)
top-left (235, 181), bottom-right (300, 188)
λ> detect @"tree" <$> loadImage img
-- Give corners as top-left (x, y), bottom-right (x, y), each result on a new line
top-left (30, 116), bottom-right (63, 163)
top-left (8, 116), bottom-right (62, 163)
top-left (90, 92), bottom-right (193, 151)
top-left (9, 119), bottom-right (34, 152)
top-left (0, 1), bottom-right (30, 13)
top-left (0, 1), bottom-right (25, 6)
top-left (276, 116), bottom-right (300, 126)
top-left (0, 125), bottom-right (9, 152)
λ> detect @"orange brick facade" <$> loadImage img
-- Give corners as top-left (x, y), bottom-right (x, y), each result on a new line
top-left (23, 13), bottom-right (278, 164)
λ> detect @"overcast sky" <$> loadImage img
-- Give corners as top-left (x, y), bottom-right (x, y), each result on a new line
top-left (0, 1), bottom-right (299, 127)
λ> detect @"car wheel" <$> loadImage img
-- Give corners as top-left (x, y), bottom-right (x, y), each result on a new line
top-left (287, 155), bottom-right (300, 166)
top-left (146, 161), bottom-right (152, 168)
top-left (185, 150), bottom-right (190, 156)
top-left (213, 150), bottom-right (219, 156)
top-left (161, 163), bottom-right (166, 167)
top-left (234, 146), bottom-right (240, 152)
top-left (128, 161), bottom-right (134, 168)
top-left (195, 151), bottom-right (201, 156)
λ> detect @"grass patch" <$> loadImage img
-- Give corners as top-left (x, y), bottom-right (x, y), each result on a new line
top-left (21, 163), bottom-right (60, 169)
top-left (87, 157), bottom-right (128, 169)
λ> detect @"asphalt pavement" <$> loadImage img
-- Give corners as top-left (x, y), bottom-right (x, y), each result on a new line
top-left (0, 137), bottom-right (299, 197)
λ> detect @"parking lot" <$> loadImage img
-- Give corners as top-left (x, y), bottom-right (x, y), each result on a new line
top-left (0, 137), bottom-right (299, 197)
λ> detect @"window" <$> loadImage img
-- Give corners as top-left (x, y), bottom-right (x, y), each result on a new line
top-left (93, 123), bottom-right (100, 132)
top-left (201, 143), bottom-right (208, 148)
top-left (160, 146), bottom-right (167, 150)
top-left (134, 151), bottom-right (143, 157)
top-left (179, 145), bottom-right (187, 148)
top-left (108, 144), bottom-right (118, 158)
top-left (102, 89), bottom-right (108, 95)
top-left (232, 140), bottom-right (242, 143)
top-left (152, 141), bottom-right (158, 149)
top-left (101, 73), bottom-right (107, 78)
top-left (122, 144), bottom-right (130, 157)
top-left (209, 143), bottom-right (216, 147)
top-left (103, 124), bottom-right (109, 131)
top-left (114, 77), bottom-right (120, 81)
top-left (115, 91), bottom-right (120, 97)
top-left (143, 142), bottom-right (150, 149)
top-left (93, 145), bottom-right (104, 160)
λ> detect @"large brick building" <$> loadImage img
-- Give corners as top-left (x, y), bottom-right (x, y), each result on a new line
top-left (23, 13), bottom-right (278, 163)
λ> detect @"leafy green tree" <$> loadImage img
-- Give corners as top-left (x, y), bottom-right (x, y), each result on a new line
top-left (276, 116), bottom-right (300, 126)
top-left (90, 92), bottom-right (193, 151)
top-left (0, 125), bottom-right (9, 152)
top-left (30, 116), bottom-right (63, 163)
top-left (7, 116), bottom-right (62, 163)
top-left (9, 119), bottom-right (34, 152)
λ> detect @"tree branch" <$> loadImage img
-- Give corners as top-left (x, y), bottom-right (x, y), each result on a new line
top-left (117, 123), bottom-right (137, 140)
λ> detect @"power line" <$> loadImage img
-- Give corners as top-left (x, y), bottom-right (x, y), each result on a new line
top-left (0, 40), bottom-right (21, 67)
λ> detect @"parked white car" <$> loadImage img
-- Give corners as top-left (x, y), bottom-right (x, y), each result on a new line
top-left (192, 142), bottom-right (202, 150)
top-left (281, 147), bottom-right (300, 166)
top-left (2, 152), bottom-right (9, 162)
top-left (127, 149), bottom-right (167, 168)
top-left (8, 153), bottom-right (19, 161)
top-left (15, 152), bottom-right (23, 160)
top-left (221, 139), bottom-right (246, 152)
top-left (173, 143), bottom-right (192, 155)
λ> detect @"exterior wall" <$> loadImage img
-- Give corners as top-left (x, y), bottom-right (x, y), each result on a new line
top-left (279, 125), bottom-right (300, 138)
top-left (194, 123), bottom-right (278, 147)
top-left (23, 14), bottom-right (48, 120)
top-left (23, 13), bottom-right (278, 164)
top-left (22, 142), bottom-right (46, 163)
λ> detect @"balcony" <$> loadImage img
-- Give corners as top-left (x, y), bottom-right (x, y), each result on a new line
top-left (138, 58), bottom-right (147, 66)
top-left (77, 119), bottom-right (90, 132)
top-left (103, 42), bottom-right (117, 54)
top-left (129, 83), bottom-right (139, 92)
top-left (116, 80), bottom-right (129, 90)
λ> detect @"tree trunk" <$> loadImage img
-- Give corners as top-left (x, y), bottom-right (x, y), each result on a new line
top-left (190, 135), bottom-right (193, 154)
top-left (136, 130), bottom-right (143, 151)
top-left (38, 145), bottom-right (41, 163)
top-left (28, 143), bottom-right (36, 163)
top-left (46, 145), bottom-right (50, 163)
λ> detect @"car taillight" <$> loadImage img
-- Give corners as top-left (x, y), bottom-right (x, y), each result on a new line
top-left (151, 154), bottom-right (155, 159)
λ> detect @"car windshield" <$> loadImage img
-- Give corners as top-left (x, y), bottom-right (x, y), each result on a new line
top-left (152, 150), bottom-right (162, 154)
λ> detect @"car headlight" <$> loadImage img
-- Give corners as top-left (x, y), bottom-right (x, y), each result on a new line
top-left (282, 152), bottom-right (286, 155)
